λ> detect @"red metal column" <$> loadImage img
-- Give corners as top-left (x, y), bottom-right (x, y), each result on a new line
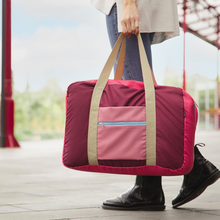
top-left (183, 0), bottom-right (187, 91)
top-left (1, 0), bottom-right (19, 147)
top-left (217, 15), bottom-right (220, 129)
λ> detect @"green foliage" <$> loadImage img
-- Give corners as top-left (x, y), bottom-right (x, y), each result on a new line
top-left (13, 79), bottom-right (66, 141)
top-left (163, 70), bottom-right (182, 88)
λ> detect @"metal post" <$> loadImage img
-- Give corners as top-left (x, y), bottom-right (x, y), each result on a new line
top-left (215, 15), bottom-right (220, 130)
top-left (205, 85), bottom-right (210, 130)
top-left (1, 0), bottom-right (6, 147)
top-left (1, 0), bottom-right (19, 148)
top-left (183, 0), bottom-right (187, 91)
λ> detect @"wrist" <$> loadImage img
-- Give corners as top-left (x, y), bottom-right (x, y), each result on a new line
top-left (123, 0), bottom-right (137, 6)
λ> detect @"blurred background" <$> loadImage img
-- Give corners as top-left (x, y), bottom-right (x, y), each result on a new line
top-left (0, 0), bottom-right (220, 142)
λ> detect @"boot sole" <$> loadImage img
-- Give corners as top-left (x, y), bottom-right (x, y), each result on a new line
top-left (172, 170), bottom-right (220, 208)
top-left (102, 204), bottom-right (165, 211)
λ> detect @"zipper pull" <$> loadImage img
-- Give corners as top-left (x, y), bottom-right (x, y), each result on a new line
top-left (98, 122), bottom-right (104, 127)
top-left (194, 101), bottom-right (199, 108)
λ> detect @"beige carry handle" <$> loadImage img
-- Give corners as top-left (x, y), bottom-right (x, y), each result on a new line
top-left (88, 33), bottom-right (156, 166)
top-left (114, 36), bottom-right (157, 86)
top-left (114, 37), bottom-right (126, 80)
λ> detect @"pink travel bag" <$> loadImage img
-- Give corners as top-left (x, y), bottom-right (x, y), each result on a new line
top-left (62, 33), bottom-right (198, 176)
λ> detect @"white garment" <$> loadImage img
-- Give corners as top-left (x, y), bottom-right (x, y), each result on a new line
top-left (90, 0), bottom-right (180, 44)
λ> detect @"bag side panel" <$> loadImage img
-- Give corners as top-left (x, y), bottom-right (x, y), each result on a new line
top-left (181, 90), bottom-right (197, 173)
top-left (63, 82), bottom-right (95, 167)
top-left (155, 86), bottom-right (185, 170)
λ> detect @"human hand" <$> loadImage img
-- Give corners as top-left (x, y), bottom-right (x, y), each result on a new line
top-left (121, 0), bottom-right (139, 38)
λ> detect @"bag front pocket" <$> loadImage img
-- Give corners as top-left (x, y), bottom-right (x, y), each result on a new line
top-left (97, 106), bottom-right (146, 161)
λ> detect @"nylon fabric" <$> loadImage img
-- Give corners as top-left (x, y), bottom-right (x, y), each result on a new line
top-left (97, 124), bottom-right (146, 160)
top-left (63, 81), bottom-right (186, 171)
top-left (97, 106), bottom-right (146, 161)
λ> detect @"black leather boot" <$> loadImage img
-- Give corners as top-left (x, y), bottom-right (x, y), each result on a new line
top-left (172, 143), bottom-right (220, 208)
top-left (102, 176), bottom-right (165, 211)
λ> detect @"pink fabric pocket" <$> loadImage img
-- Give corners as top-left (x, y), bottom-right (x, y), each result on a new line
top-left (97, 106), bottom-right (146, 161)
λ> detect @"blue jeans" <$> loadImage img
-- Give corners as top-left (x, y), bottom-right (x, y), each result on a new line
top-left (106, 4), bottom-right (154, 82)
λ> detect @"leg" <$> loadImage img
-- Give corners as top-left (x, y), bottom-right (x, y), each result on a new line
top-left (104, 4), bottom-right (165, 211)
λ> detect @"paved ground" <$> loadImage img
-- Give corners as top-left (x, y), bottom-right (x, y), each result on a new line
top-left (0, 131), bottom-right (220, 220)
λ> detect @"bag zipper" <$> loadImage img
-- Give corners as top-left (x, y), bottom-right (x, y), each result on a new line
top-left (194, 101), bottom-right (199, 108)
top-left (98, 121), bottom-right (146, 127)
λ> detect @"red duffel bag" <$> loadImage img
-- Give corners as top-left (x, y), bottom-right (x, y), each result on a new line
top-left (62, 33), bottom-right (198, 176)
